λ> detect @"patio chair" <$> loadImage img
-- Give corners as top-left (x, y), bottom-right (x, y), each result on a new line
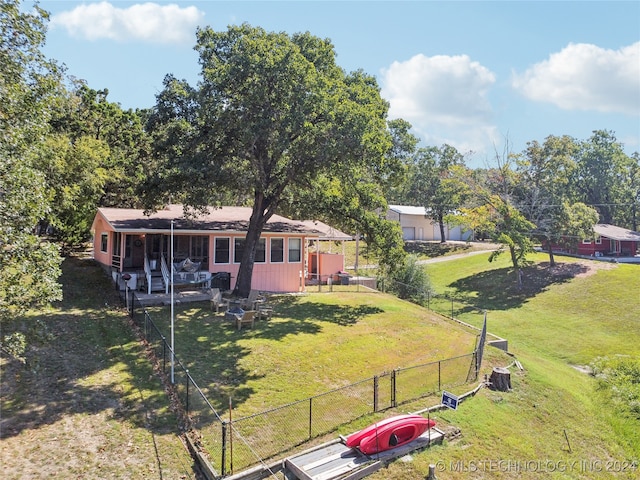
top-left (240, 289), bottom-right (266, 310)
top-left (210, 288), bottom-right (229, 313)
top-left (256, 303), bottom-right (274, 321)
top-left (236, 310), bottom-right (256, 330)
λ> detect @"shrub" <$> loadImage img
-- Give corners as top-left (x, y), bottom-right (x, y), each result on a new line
top-left (591, 356), bottom-right (640, 419)
top-left (387, 254), bottom-right (433, 305)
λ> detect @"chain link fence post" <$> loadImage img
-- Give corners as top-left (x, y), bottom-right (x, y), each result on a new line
top-left (373, 375), bottom-right (379, 412)
top-left (391, 369), bottom-right (397, 408)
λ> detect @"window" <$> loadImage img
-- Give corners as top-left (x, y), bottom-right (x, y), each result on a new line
top-left (288, 238), bottom-right (301, 262)
top-left (234, 237), bottom-right (245, 263)
top-left (214, 238), bottom-right (230, 264)
top-left (255, 238), bottom-right (266, 263)
top-left (271, 238), bottom-right (284, 263)
top-left (595, 236), bottom-right (602, 245)
top-left (582, 239), bottom-right (592, 244)
top-left (100, 233), bottom-right (108, 253)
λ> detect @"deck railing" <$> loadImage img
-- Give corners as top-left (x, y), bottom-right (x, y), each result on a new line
top-left (160, 255), bottom-right (170, 294)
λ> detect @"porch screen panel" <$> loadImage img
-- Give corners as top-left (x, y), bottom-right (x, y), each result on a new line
top-left (190, 235), bottom-right (209, 264)
top-left (112, 232), bottom-right (122, 255)
top-left (214, 238), bottom-right (230, 264)
top-left (175, 236), bottom-right (190, 259)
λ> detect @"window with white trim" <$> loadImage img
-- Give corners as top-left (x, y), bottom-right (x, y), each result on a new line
top-left (234, 237), bottom-right (245, 263)
top-left (214, 237), bottom-right (230, 264)
top-left (270, 238), bottom-right (284, 263)
top-left (288, 238), bottom-right (301, 262)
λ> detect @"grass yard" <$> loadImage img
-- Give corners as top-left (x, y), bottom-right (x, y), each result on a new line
top-left (0, 256), bottom-right (197, 480)
top-left (368, 252), bottom-right (640, 479)
top-left (145, 290), bottom-right (480, 419)
top-left (3, 248), bottom-right (638, 479)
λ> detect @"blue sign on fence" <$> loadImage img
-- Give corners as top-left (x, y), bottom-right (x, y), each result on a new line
top-left (442, 390), bottom-right (459, 410)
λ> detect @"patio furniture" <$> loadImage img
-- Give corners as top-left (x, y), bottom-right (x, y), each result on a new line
top-left (236, 310), bottom-right (256, 330)
top-left (210, 288), bottom-right (230, 313)
top-left (256, 304), bottom-right (274, 321)
top-left (224, 305), bottom-right (245, 322)
top-left (240, 290), bottom-right (266, 310)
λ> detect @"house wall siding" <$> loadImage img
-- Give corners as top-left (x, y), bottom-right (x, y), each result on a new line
top-left (92, 216), bottom-right (112, 267)
top-left (92, 226), bottom-right (308, 293)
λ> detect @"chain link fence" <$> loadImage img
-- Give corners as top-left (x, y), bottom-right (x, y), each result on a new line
top-left (125, 285), bottom-right (479, 476)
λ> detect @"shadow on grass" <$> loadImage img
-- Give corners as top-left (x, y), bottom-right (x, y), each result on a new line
top-left (1, 257), bottom-right (179, 441)
top-left (153, 295), bottom-right (383, 413)
top-left (404, 241), bottom-right (473, 258)
top-left (447, 262), bottom-right (590, 310)
top-left (272, 296), bottom-right (383, 326)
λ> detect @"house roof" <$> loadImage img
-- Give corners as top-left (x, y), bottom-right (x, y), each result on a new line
top-left (95, 205), bottom-right (325, 236)
top-left (594, 224), bottom-right (640, 242)
top-left (299, 220), bottom-right (352, 241)
top-left (388, 205), bottom-right (431, 216)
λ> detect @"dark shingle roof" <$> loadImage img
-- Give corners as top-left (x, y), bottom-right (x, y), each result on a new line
top-left (96, 205), bottom-right (323, 235)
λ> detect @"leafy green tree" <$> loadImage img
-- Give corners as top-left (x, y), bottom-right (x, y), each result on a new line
top-left (459, 195), bottom-right (535, 287)
top-left (573, 130), bottom-right (635, 226)
top-left (34, 134), bottom-right (111, 247)
top-left (384, 118), bottom-right (419, 203)
top-left (407, 144), bottom-right (471, 242)
top-left (620, 151), bottom-right (640, 231)
top-left (515, 135), bottom-right (599, 265)
top-left (455, 145), bottom-right (535, 287)
top-left (148, 24), bottom-right (403, 296)
top-left (1, 0), bottom-right (63, 357)
top-left (39, 83), bottom-right (152, 248)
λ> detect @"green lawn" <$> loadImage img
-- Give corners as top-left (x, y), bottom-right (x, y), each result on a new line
top-left (146, 291), bottom-right (479, 418)
top-left (370, 252), bottom-right (640, 479)
top-left (4, 251), bottom-right (637, 479)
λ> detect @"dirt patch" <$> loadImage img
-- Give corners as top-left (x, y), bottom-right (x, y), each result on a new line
top-left (542, 259), bottom-right (617, 279)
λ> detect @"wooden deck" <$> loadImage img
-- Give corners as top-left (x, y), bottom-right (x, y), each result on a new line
top-left (127, 288), bottom-right (211, 307)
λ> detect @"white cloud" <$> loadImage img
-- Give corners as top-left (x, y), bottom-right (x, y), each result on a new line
top-left (50, 2), bottom-right (204, 44)
top-left (380, 53), bottom-right (498, 154)
top-left (512, 42), bottom-right (640, 115)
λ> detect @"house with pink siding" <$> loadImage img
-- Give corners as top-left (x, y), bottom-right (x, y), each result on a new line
top-left (91, 205), bottom-right (348, 294)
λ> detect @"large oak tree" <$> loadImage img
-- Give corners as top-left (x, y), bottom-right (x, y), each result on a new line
top-left (148, 24), bottom-right (402, 297)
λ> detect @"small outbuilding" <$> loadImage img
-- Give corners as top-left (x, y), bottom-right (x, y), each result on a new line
top-left (386, 205), bottom-right (472, 242)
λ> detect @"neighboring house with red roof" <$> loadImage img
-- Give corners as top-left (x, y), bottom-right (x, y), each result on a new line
top-left (91, 205), bottom-right (349, 294)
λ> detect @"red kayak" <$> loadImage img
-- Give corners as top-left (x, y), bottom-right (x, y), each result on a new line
top-left (346, 414), bottom-right (435, 454)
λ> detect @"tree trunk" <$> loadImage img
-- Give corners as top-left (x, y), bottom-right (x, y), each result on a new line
top-left (234, 196), bottom-right (273, 298)
top-left (489, 367), bottom-right (511, 391)
top-left (438, 213), bottom-right (446, 243)
top-left (509, 245), bottom-right (523, 289)
top-left (547, 243), bottom-right (555, 267)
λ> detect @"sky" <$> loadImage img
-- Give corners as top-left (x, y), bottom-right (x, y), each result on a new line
top-left (39, 1), bottom-right (640, 166)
